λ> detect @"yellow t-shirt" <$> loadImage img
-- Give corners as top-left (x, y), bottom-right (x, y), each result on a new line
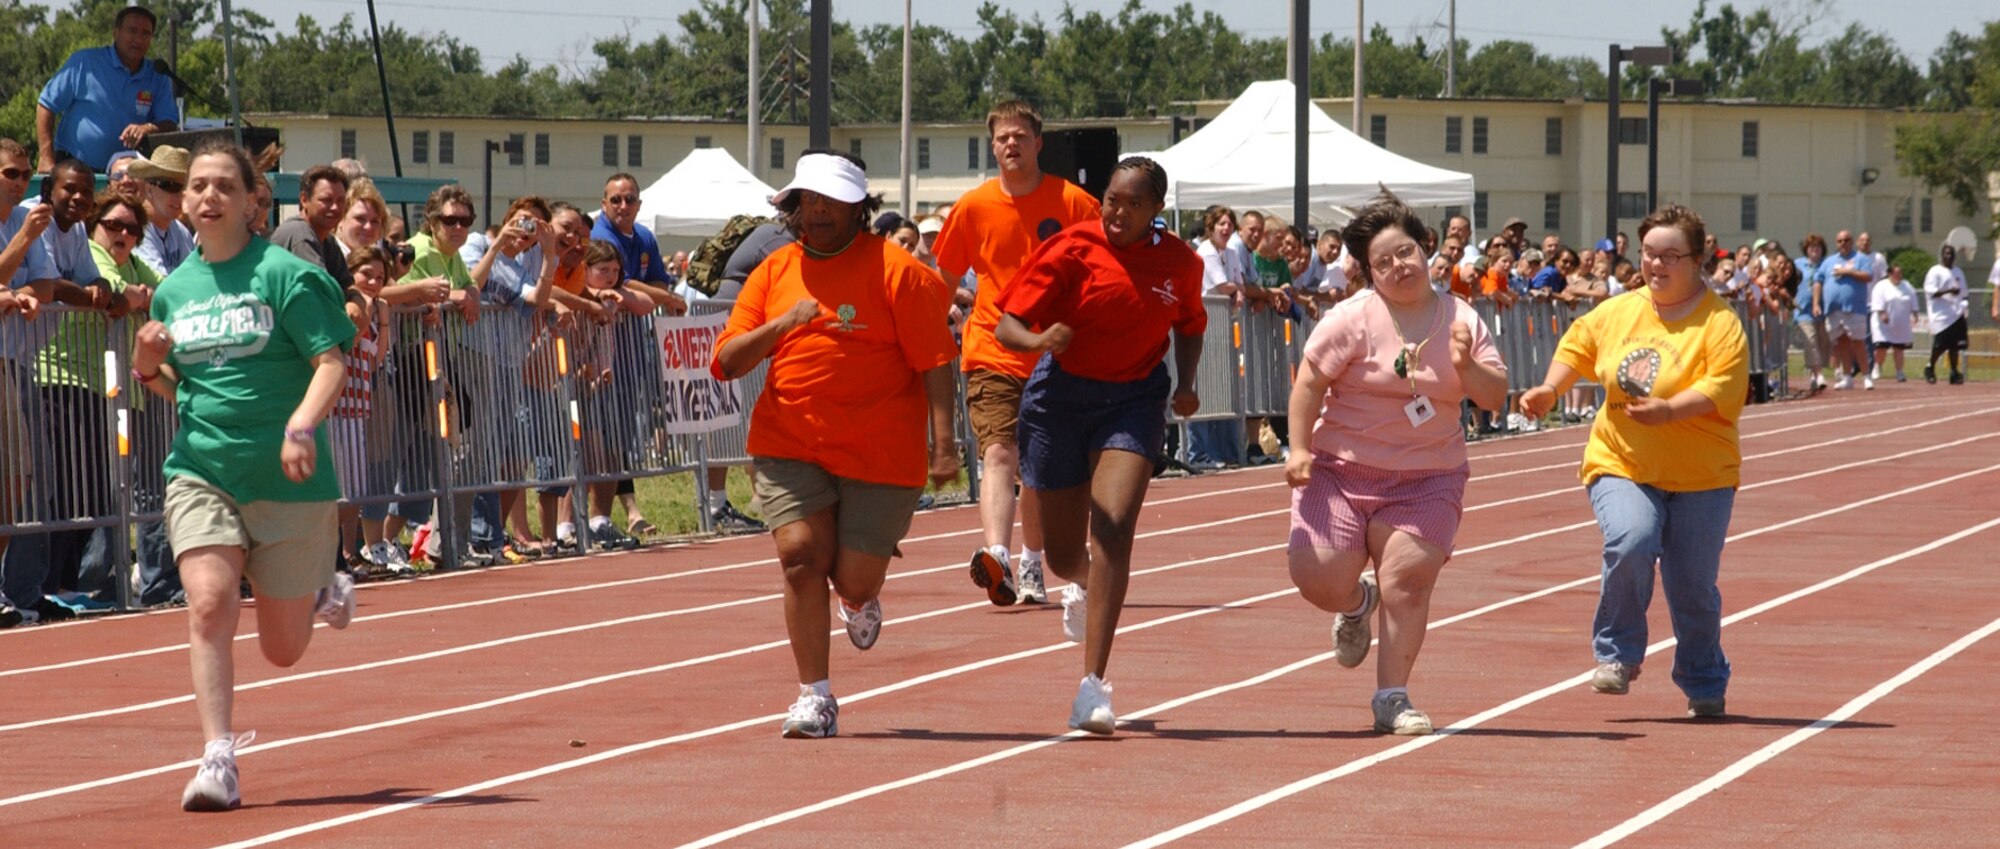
top-left (1553, 288), bottom-right (1750, 491)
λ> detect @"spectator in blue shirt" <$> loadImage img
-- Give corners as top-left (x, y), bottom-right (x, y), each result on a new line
top-left (35, 7), bottom-right (179, 172)
top-left (1791, 234), bottom-right (1832, 391)
top-left (589, 173), bottom-right (684, 313)
top-left (1815, 230), bottom-right (1874, 389)
top-left (1525, 247), bottom-right (1566, 296)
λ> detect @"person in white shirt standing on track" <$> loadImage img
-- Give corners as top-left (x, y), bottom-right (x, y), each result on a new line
top-left (1869, 264), bottom-right (1918, 383)
top-left (1922, 245), bottom-right (1970, 385)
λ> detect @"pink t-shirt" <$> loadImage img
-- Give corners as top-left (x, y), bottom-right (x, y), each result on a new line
top-left (1301, 290), bottom-right (1504, 471)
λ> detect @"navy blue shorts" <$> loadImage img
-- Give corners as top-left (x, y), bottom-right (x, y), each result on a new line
top-left (1017, 355), bottom-right (1170, 491)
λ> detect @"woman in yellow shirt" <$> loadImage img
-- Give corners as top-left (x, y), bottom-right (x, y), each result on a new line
top-left (1519, 204), bottom-right (1748, 719)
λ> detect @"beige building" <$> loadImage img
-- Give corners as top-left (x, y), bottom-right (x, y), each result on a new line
top-left (255, 96), bottom-right (1987, 267)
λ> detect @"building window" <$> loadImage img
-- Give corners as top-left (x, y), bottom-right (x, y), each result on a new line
top-left (1618, 117), bottom-right (1648, 145)
top-left (339, 129), bottom-right (356, 160)
top-left (438, 131), bottom-right (455, 165)
top-left (769, 137), bottom-right (784, 170)
top-left (1443, 205), bottom-right (1463, 225)
top-left (1368, 115), bottom-right (1387, 147)
top-left (602, 135), bottom-right (617, 167)
top-left (1893, 199), bottom-right (1912, 235)
top-left (1543, 193), bottom-right (1561, 232)
top-left (412, 130), bottom-right (429, 165)
top-left (695, 136), bottom-right (712, 149)
top-left (918, 137), bottom-right (931, 171)
top-left (534, 133), bottom-right (549, 166)
top-left (1616, 192), bottom-right (1648, 220)
top-left (1921, 197), bottom-right (1934, 233)
top-left (1741, 121), bottom-right (1759, 158)
top-left (1471, 117), bottom-right (1488, 154)
top-left (967, 137), bottom-right (980, 169)
top-left (1473, 192), bottom-right (1489, 228)
top-left (1444, 116), bottom-right (1462, 154)
top-left (1545, 117), bottom-right (1562, 156)
top-left (849, 138), bottom-right (862, 159)
top-left (626, 135), bottom-right (642, 168)
top-left (986, 145), bottom-right (996, 169)
top-left (508, 133), bottom-right (525, 166)
top-left (1740, 195), bottom-right (1758, 232)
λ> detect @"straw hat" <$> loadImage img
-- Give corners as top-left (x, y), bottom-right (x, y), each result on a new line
top-left (127, 145), bottom-right (191, 183)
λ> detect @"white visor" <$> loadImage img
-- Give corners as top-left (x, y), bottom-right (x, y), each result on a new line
top-left (771, 153), bottom-right (869, 207)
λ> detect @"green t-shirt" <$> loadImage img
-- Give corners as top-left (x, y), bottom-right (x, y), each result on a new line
top-left (151, 237), bottom-right (356, 502)
top-left (36, 241), bottom-right (161, 391)
top-left (401, 232), bottom-right (475, 289)
top-left (1252, 252), bottom-right (1293, 289)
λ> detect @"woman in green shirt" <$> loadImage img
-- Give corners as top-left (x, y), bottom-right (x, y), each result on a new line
top-left (132, 142), bottom-right (358, 813)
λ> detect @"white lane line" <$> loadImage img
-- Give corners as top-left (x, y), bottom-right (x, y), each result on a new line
top-left (186, 466), bottom-right (2000, 846)
top-left (1460, 395), bottom-right (1938, 462)
top-left (1571, 614), bottom-right (2000, 849)
top-left (1120, 514), bottom-right (2000, 849)
top-left (668, 461), bottom-right (2000, 846)
top-left (0, 479), bottom-right (1290, 678)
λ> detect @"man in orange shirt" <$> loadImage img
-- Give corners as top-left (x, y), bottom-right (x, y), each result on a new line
top-left (934, 100), bottom-right (1099, 608)
top-left (711, 151), bottom-right (961, 739)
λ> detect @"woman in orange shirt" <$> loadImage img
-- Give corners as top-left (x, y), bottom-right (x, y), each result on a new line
top-left (711, 151), bottom-right (962, 739)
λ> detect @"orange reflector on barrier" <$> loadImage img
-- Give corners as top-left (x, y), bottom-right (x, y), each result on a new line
top-left (1283, 321), bottom-right (1293, 345)
top-left (116, 409), bottom-right (129, 457)
top-left (437, 400), bottom-right (451, 439)
top-left (425, 340), bottom-right (439, 381)
top-left (103, 351), bottom-right (120, 399)
top-left (1232, 321), bottom-right (1242, 348)
top-left (569, 399), bottom-right (582, 441)
top-left (557, 337), bottom-right (570, 376)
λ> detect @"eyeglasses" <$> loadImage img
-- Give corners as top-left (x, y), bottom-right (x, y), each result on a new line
top-left (1369, 243), bottom-right (1424, 275)
top-left (147, 178), bottom-right (184, 193)
top-left (98, 219), bottom-right (141, 236)
top-left (605, 194), bottom-right (639, 206)
top-left (439, 214), bottom-right (475, 228)
top-left (1640, 249), bottom-right (1692, 266)
top-left (0, 167), bottom-right (28, 181)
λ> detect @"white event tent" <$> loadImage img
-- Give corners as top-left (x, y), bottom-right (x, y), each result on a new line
top-left (1148, 79), bottom-right (1475, 220)
top-left (629, 148), bottom-right (780, 238)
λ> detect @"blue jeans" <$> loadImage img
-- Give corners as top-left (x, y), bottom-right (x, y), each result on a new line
top-left (1586, 476), bottom-right (1735, 700)
top-left (1186, 420), bottom-right (1243, 466)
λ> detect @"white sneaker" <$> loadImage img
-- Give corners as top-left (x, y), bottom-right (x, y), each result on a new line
top-left (1834, 374), bottom-right (1853, 390)
top-left (374, 541), bottom-right (414, 574)
top-left (181, 731), bottom-right (254, 812)
top-left (838, 597), bottom-right (882, 651)
top-left (1332, 572), bottom-right (1378, 668)
top-left (1371, 692), bottom-right (1433, 736)
top-left (1870, 364), bottom-right (1881, 380)
top-left (1068, 674), bottom-right (1116, 735)
top-left (1060, 583), bottom-right (1087, 643)
top-left (780, 686), bottom-right (839, 739)
top-left (1863, 374), bottom-right (1876, 390)
top-left (1016, 553), bottom-right (1047, 604)
top-left (314, 572), bottom-right (355, 630)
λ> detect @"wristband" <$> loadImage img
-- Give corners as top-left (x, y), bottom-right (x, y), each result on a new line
top-left (285, 427), bottom-right (315, 444)
top-left (132, 368), bottom-right (159, 384)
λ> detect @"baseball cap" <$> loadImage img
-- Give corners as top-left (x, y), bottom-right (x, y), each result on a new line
top-left (1751, 238), bottom-right (1771, 252)
top-left (1502, 217), bottom-right (1527, 231)
top-left (1595, 238), bottom-right (1615, 252)
top-left (1521, 248), bottom-right (1545, 263)
top-left (771, 153), bottom-right (869, 207)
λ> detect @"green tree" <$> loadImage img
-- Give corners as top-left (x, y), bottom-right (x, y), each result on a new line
top-left (1895, 25), bottom-right (2000, 236)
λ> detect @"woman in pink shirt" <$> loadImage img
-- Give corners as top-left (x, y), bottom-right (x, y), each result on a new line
top-left (1284, 191), bottom-right (1509, 735)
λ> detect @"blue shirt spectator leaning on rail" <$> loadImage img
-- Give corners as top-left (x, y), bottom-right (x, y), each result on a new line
top-left (35, 6), bottom-right (180, 173)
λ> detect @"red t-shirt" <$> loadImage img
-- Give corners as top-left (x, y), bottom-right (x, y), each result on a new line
top-left (997, 220), bottom-right (1207, 383)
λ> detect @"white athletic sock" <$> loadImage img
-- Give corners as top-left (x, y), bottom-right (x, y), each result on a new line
top-left (1022, 548), bottom-right (1044, 564)
top-left (556, 522), bottom-right (576, 540)
top-left (588, 515), bottom-right (612, 532)
top-left (1374, 687), bottom-right (1408, 702)
top-left (1340, 590), bottom-right (1369, 618)
top-left (807, 679), bottom-right (832, 697)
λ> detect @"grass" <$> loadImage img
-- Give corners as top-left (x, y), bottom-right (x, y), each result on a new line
top-left (520, 464), bottom-right (974, 540)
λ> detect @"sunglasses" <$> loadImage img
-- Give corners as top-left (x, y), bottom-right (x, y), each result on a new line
top-left (439, 214), bottom-right (475, 228)
top-left (1, 167), bottom-right (29, 181)
top-left (605, 194), bottom-right (639, 206)
top-left (147, 178), bottom-right (184, 193)
top-left (98, 219), bottom-right (141, 236)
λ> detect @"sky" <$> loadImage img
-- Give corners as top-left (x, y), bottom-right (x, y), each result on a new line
top-left (251, 0), bottom-right (1986, 77)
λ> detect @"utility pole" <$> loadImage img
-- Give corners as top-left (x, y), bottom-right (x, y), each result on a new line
top-left (809, 0), bottom-right (830, 149)
top-left (1291, 0), bottom-right (1309, 230)
top-left (1445, 0), bottom-right (1456, 97)
top-left (900, 0), bottom-right (913, 217)
top-left (748, 0), bottom-right (761, 178)
top-left (1352, 0), bottom-right (1364, 132)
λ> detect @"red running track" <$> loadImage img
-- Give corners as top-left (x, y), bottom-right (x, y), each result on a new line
top-left (6, 385), bottom-right (1997, 848)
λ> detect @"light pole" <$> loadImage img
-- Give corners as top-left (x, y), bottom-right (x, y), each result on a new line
top-left (1605, 44), bottom-right (1671, 241)
top-left (484, 137), bottom-right (521, 227)
top-left (1646, 77), bottom-right (1705, 211)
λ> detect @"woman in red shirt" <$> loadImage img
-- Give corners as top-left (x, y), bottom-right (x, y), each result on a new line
top-left (994, 157), bottom-right (1206, 735)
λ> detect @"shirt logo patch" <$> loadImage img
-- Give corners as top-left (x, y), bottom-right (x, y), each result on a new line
top-left (1616, 348), bottom-right (1661, 398)
top-left (136, 90), bottom-right (153, 114)
top-left (1037, 218), bottom-right (1061, 241)
top-left (828, 303), bottom-right (868, 333)
top-left (1152, 279), bottom-right (1179, 306)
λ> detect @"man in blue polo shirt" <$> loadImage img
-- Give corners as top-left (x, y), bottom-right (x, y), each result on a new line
top-left (1816, 230), bottom-right (1875, 390)
top-left (35, 7), bottom-right (179, 172)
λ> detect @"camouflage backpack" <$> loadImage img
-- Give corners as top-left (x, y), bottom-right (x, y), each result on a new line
top-left (683, 214), bottom-right (773, 297)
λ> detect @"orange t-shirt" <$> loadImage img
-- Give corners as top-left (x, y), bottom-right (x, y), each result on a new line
top-left (552, 260), bottom-right (586, 296)
top-left (710, 235), bottom-right (959, 488)
top-left (933, 175), bottom-right (1100, 377)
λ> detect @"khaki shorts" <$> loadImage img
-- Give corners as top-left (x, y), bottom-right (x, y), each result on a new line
top-left (965, 369), bottom-right (1027, 454)
top-left (164, 475), bottom-right (339, 600)
top-left (751, 457), bottom-right (922, 559)
top-left (1826, 311), bottom-right (1868, 342)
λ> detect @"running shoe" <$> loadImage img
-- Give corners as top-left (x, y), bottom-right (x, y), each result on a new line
top-left (314, 572), bottom-right (355, 630)
top-left (28, 596), bottom-right (75, 623)
top-left (1863, 374), bottom-right (1876, 391)
top-left (49, 592), bottom-right (116, 614)
top-left (1060, 583), bottom-right (1087, 643)
top-left (1591, 661), bottom-right (1641, 695)
top-left (1834, 374), bottom-right (1852, 390)
top-left (1687, 696), bottom-right (1727, 718)
top-left (1371, 691), bottom-right (1433, 735)
top-left (553, 534), bottom-right (580, 556)
top-left (1016, 552), bottom-right (1048, 605)
top-left (838, 597), bottom-right (882, 651)
top-left (181, 731), bottom-right (254, 812)
top-left (710, 503), bottom-right (766, 533)
top-left (462, 541), bottom-right (498, 568)
top-left (368, 541), bottom-right (416, 576)
top-left (1332, 572), bottom-right (1379, 668)
top-left (1068, 674), bottom-right (1116, 735)
top-left (588, 522), bottom-right (640, 551)
top-left (780, 686), bottom-right (839, 739)
top-left (969, 545), bottom-right (1017, 607)
top-left (1950, 371), bottom-right (1966, 385)
top-left (0, 601), bottom-right (21, 629)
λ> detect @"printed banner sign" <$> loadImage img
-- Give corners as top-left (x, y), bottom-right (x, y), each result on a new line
top-left (654, 312), bottom-right (744, 435)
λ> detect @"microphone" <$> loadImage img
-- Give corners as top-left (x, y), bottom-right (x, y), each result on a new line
top-left (151, 59), bottom-right (255, 129)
